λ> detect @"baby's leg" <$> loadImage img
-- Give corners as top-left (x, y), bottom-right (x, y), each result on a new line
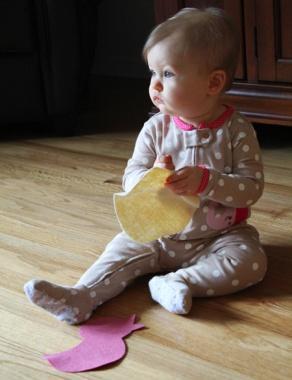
top-left (149, 225), bottom-right (267, 314)
top-left (24, 233), bottom-right (160, 324)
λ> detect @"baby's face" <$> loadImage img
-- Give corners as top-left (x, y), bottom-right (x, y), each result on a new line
top-left (147, 36), bottom-right (211, 123)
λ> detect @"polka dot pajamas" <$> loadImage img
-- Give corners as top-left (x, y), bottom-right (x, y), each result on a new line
top-left (158, 225), bottom-right (267, 299)
top-left (24, 106), bottom-right (267, 323)
top-left (79, 224), bottom-right (266, 309)
top-left (24, 224), bottom-right (267, 323)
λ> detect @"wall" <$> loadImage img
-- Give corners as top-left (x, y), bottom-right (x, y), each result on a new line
top-left (92, 0), bottom-right (155, 78)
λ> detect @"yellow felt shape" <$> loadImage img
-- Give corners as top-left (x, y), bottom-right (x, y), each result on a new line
top-left (114, 167), bottom-right (200, 243)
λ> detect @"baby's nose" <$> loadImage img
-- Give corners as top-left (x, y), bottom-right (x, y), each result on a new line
top-left (152, 78), bottom-right (163, 92)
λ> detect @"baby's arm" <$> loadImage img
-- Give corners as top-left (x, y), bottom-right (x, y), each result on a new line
top-left (122, 123), bottom-right (157, 192)
top-left (200, 120), bottom-right (264, 208)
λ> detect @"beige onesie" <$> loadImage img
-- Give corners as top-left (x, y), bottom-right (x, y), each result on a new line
top-left (24, 106), bottom-right (267, 323)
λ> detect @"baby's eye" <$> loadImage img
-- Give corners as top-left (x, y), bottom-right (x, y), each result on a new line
top-left (164, 71), bottom-right (174, 78)
top-left (149, 69), bottom-right (156, 77)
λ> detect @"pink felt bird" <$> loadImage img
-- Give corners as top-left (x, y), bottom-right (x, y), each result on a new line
top-left (44, 314), bottom-right (144, 373)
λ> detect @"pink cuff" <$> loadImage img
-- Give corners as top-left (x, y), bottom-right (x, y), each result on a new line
top-left (235, 207), bottom-right (249, 224)
top-left (196, 167), bottom-right (210, 194)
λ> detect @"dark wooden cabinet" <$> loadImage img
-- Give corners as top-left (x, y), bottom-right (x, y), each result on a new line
top-left (0, 0), bottom-right (97, 132)
top-left (154, 0), bottom-right (292, 126)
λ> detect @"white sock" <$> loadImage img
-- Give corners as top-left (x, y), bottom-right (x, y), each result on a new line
top-left (24, 279), bottom-right (94, 324)
top-left (148, 274), bottom-right (192, 314)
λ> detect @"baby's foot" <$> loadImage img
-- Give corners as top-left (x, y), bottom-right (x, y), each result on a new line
top-left (149, 274), bottom-right (192, 314)
top-left (24, 279), bottom-right (96, 324)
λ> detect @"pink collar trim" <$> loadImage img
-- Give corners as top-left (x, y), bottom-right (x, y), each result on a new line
top-left (173, 106), bottom-right (234, 131)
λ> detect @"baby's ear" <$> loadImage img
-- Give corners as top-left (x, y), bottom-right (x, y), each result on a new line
top-left (208, 70), bottom-right (226, 95)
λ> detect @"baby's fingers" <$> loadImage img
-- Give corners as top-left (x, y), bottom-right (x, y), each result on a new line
top-left (165, 178), bottom-right (187, 192)
top-left (154, 155), bottom-right (174, 170)
top-left (165, 169), bottom-right (188, 184)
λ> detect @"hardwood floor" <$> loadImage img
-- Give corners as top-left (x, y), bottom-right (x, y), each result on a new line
top-left (0, 127), bottom-right (292, 379)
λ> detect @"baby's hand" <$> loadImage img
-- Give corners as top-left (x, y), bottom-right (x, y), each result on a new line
top-left (165, 166), bottom-right (203, 195)
top-left (154, 155), bottom-right (175, 170)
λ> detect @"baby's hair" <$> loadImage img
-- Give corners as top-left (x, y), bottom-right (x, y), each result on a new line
top-left (143, 7), bottom-right (240, 91)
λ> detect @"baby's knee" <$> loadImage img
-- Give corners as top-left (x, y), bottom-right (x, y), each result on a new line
top-left (249, 245), bottom-right (267, 282)
top-left (210, 244), bottom-right (267, 294)
top-left (228, 244), bottom-right (267, 288)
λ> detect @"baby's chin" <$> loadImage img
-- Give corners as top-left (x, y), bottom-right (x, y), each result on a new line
top-left (153, 103), bottom-right (175, 116)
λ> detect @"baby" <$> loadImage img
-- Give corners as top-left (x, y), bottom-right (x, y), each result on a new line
top-left (24, 7), bottom-right (267, 324)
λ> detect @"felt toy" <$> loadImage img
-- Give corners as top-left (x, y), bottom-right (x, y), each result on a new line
top-left (44, 314), bottom-right (144, 372)
top-left (114, 167), bottom-right (199, 243)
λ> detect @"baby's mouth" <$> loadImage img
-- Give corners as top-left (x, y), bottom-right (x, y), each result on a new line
top-left (153, 96), bottom-right (163, 104)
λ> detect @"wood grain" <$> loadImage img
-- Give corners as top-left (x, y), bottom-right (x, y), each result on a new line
top-left (0, 131), bottom-right (291, 379)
